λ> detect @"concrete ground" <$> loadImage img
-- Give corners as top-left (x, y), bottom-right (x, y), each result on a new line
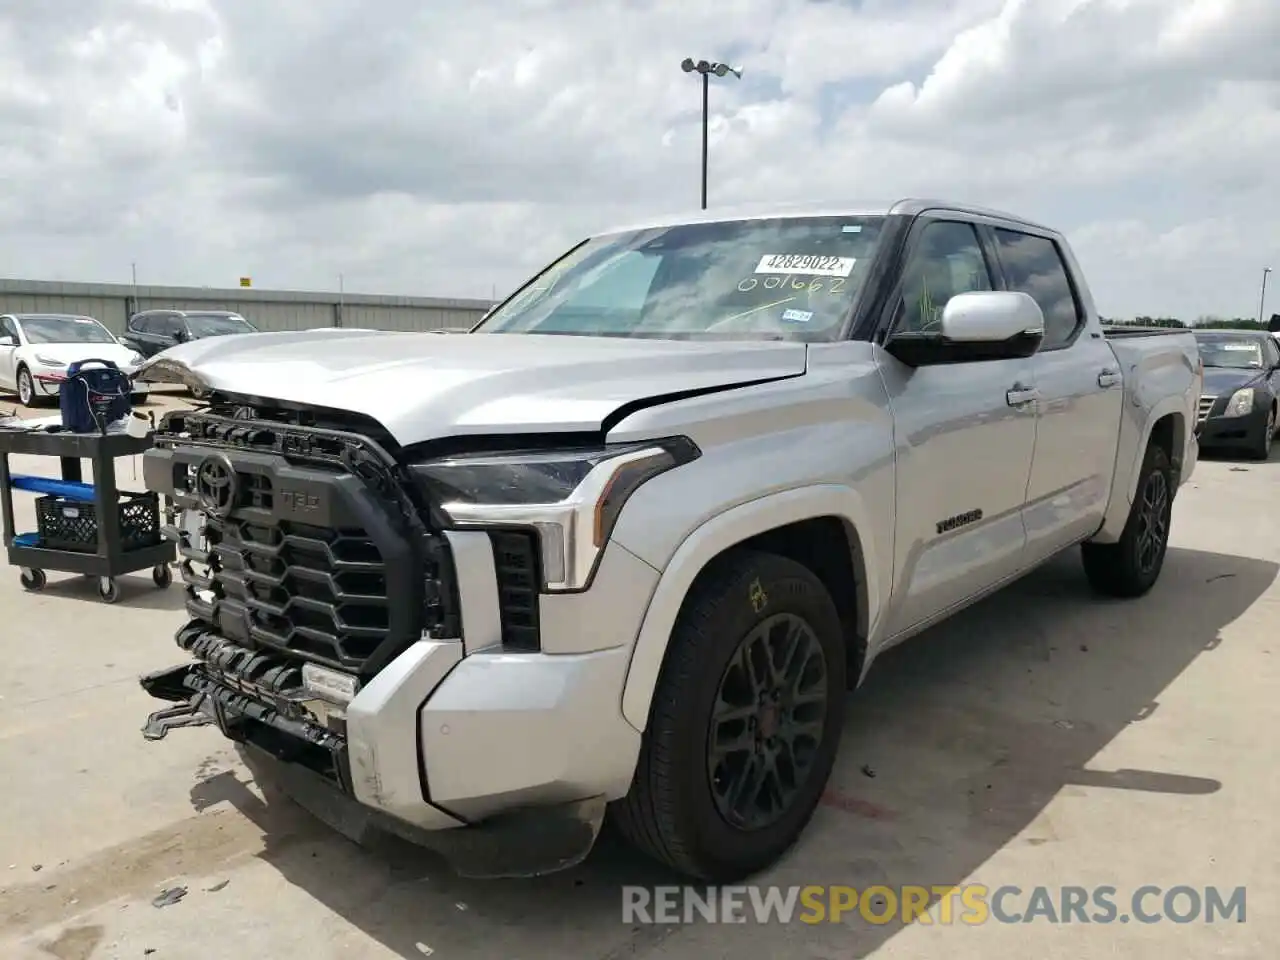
top-left (0, 407), bottom-right (1275, 958)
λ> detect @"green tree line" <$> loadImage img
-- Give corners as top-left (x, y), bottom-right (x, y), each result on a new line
top-left (1100, 316), bottom-right (1274, 330)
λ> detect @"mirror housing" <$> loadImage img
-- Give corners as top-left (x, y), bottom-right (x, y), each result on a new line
top-left (884, 291), bottom-right (1045, 367)
top-left (0, 335), bottom-right (14, 347)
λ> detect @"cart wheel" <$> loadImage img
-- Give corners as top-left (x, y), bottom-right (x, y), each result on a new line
top-left (98, 577), bottom-right (121, 604)
top-left (152, 564), bottom-right (173, 589)
top-left (19, 568), bottom-right (46, 592)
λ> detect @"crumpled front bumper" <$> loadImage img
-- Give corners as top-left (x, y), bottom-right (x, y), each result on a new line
top-left (140, 619), bottom-right (637, 879)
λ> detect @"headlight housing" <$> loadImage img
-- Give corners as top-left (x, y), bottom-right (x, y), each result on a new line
top-left (411, 437), bottom-right (699, 591)
top-left (1223, 388), bottom-right (1255, 418)
top-left (128, 351), bottom-right (145, 365)
top-left (32, 354), bottom-right (64, 367)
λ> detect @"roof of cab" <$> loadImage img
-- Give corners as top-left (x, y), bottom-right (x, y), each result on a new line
top-left (597, 197), bottom-right (1055, 236)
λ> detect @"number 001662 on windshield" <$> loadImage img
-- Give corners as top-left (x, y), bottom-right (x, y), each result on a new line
top-left (754, 254), bottom-right (856, 278)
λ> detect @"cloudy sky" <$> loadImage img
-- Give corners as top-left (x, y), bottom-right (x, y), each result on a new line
top-left (0, 0), bottom-right (1275, 321)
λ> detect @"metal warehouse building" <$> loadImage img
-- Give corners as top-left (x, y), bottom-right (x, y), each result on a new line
top-left (0, 278), bottom-right (492, 335)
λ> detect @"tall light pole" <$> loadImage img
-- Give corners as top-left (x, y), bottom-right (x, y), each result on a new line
top-left (1259, 267), bottom-right (1272, 327)
top-left (680, 58), bottom-right (742, 210)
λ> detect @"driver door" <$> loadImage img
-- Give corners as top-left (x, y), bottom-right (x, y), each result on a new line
top-left (0, 316), bottom-right (19, 389)
top-left (877, 218), bottom-right (1038, 638)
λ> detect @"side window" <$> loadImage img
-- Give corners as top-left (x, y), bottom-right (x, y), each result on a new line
top-left (129, 314), bottom-right (146, 333)
top-left (894, 221), bottom-right (993, 333)
top-left (160, 315), bottom-right (182, 337)
top-left (1264, 338), bottom-right (1280, 368)
top-left (993, 229), bottom-right (1082, 350)
top-left (0, 316), bottom-right (16, 339)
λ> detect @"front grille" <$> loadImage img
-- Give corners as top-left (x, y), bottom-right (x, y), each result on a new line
top-left (1198, 395), bottom-right (1216, 422)
top-left (196, 517), bottom-right (392, 667)
top-left (489, 530), bottom-right (541, 651)
top-left (154, 403), bottom-right (459, 677)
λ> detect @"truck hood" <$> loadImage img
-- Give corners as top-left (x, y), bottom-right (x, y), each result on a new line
top-left (137, 330), bottom-right (808, 446)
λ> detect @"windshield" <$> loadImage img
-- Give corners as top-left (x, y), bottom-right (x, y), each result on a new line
top-left (1196, 337), bottom-right (1265, 369)
top-left (185, 313), bottom-right (255, 337)
top-left (475, 215), bottom-right (886, 341)
top-left (19, 316), bottom-right (117, 345)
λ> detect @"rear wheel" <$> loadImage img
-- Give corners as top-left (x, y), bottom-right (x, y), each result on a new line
top-left (1081, 442), bottom-right (1174, 598)
top-left (612, 550), bottom-right (846, 881)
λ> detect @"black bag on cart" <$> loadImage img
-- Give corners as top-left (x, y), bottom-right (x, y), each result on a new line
top-left (59, 359), bottom-right (132, 434)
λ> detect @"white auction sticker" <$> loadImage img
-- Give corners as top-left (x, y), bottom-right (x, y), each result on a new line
top-left (1222, 343), bottom-right (1259, 350)
top-left (754, 254), bottom-right (855, 277)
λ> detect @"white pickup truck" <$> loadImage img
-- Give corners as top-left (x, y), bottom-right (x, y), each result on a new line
top-left (136, 199), bottom-right (1201, 882)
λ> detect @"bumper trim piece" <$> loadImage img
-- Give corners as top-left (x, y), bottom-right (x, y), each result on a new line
top-left (141, 699), bottom-right (215, 740)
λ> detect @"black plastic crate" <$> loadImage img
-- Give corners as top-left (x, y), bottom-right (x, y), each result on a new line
top-left (35, 491), bottom-right (162, 554)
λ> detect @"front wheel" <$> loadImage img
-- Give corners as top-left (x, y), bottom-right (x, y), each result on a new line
top-left (16, 367), bottom-right (36, 407)
top-left (612, 550), bottom-right (847, 881)
top-left (1251, 407), bottom-right (1275, 461)
top-left (1081, 442), bottom-right (1174, 598)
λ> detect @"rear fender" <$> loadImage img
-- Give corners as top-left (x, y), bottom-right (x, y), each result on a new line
top-left (1092, 396), bottom-right (1188, 544)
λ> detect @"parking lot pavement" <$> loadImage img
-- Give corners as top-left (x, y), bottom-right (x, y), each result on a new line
top-left (0, 449), bottom-right (1276, 960)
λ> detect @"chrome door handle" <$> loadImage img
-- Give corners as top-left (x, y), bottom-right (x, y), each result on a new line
top-left (1098, 369), bottom-right (1121, 388)
top-left (1006, 385), bottom-right (1039, 407)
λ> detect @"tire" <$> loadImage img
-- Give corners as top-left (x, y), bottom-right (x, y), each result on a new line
top-left (1081, 442), bottom-right (1174, 598)
top-left (1251, 407), bottom-right (1275, 461)
top-left (152, 564), bottom-right (173, 588)
top-left (612, 549), bottom-right (847, 881)
top-left (16, 366), bottom-right (36, 407)
top-left (132, 393), bottom-right (149, 406)
top-left (19, 567), bottom-right (46, 591)
top-left (98, 577), bottom-right (121, 604)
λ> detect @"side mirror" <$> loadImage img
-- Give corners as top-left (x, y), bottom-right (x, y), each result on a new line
top-left (0, 335), bottom-right (14, 347)
top-left (884, 291), bottom-right (1045, 366)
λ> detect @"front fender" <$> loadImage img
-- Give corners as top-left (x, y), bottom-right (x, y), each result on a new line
top-left (619, 484), bottom-right (882, 732)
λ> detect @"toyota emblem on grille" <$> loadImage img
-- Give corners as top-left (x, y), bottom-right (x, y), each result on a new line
top-left (194, 453), bottom-right (238, 517)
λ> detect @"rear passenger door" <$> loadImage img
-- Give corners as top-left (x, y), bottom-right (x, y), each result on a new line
top-left (993, 227), bottom-right (1124, 564)
top-left (127, 314), bottom-right (161, 356)
top-left (878, 217), bottom-right (1038, 638)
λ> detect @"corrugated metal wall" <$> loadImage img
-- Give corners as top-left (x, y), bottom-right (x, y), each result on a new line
top-left (0, 278), bottom-right (491, 335)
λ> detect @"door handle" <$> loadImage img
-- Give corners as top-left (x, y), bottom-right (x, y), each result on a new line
top-left (1006, 385), bottom-right (1039, 407)
top-left (1098, 369), bottom-right (1121, 388)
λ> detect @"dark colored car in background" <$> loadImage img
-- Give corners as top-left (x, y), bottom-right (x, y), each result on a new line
top-left (121, 309), bottom-right (259, 358)
top-left (1193, 329), bottom-right (1280, 460)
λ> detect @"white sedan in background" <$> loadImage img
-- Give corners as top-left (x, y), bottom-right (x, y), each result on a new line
top-left (0, 312), bottom-right (149, 407)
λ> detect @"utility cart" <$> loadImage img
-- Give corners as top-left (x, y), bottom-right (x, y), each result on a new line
top-left (0, 427), bottom-right (176, 603)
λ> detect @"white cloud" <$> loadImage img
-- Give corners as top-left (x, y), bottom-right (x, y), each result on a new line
top-left (0, 0), bottom-right (1275, 320)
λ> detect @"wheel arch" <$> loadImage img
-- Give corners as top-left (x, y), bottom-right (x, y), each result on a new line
top-left (620, 485), bottom-right (879, 732)
top-left (1092, 402), bottom-right (1187, 544)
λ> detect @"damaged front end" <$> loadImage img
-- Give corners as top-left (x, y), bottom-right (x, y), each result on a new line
top-left (135, 399), bottom-right (608, 878)
top-left (140, 625), bottom-right (350, 793)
